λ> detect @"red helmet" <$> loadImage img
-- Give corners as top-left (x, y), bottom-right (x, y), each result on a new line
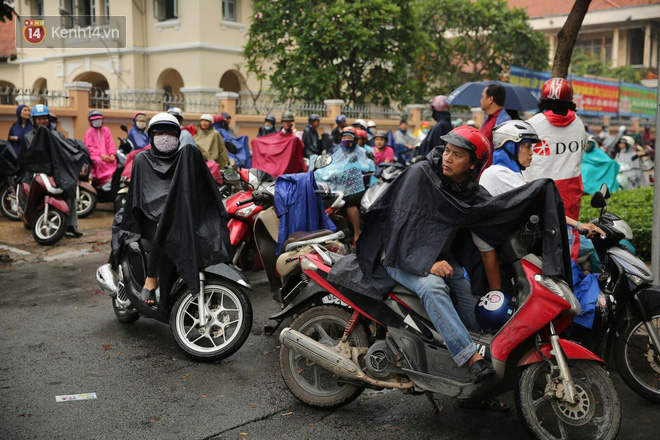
top-left (340, 126), bottom-right (356, 138)
top-left (431, 95), bottom-right (450, 112)
top-left (440, 126), bottom-right (492, 177)
top-left (356, 129), bottom-right (368, 140)
top-left (541, 78), bottom-right (573, 101)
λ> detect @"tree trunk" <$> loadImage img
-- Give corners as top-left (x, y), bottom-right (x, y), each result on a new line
top-left (552, 0), bottom-right (592, 78)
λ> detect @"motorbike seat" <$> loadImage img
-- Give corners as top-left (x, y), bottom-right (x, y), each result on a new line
top-left (282, 229), bottom-right (335, 250)
top-left (391, 284), bottom-right (416, 296)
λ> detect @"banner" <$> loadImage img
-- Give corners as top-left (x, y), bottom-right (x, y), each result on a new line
top-left (510, 66), bottom-right (656, 119)
top-left (618, 82), bottom-right (657, 118)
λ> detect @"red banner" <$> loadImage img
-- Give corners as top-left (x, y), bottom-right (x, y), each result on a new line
top-left (567, 77), bottom-right (620, 116)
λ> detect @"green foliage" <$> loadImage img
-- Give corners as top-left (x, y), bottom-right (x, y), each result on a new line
top-left (570, 49), bottom-right (647, 83)
top-left (0, 1), bottom-right (15, 22)
top-left (580, 187), bottom-right (654, 261)
top-left (243, 0), bottom-right (548, 105)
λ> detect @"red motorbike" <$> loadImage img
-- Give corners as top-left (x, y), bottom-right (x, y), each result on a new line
top-left (17, 173), bottom-right (71, 245)
top-left (276, 215), bottom-right (621, 439)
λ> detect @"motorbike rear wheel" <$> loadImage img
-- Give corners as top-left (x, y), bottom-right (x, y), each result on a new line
top-left (0, 184), bottom-right (19, 221)
top-left (77, 187), bottom-right (97, 218)
top-left (614, 306), bottom-right (660, 403)
top-left (32, 208), bottom-right (68, 246)
top-left (516, 360), bottom-right (621, 440)
top-left (280, 305), bottom-right (368, 409)
top-left (170, 277), bottom-right (252, 362)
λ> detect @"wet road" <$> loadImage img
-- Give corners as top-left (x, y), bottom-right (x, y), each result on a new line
top-left (0, 212), bottom-right (658, 439)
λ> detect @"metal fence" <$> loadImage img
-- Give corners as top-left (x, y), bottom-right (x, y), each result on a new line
top-left (88, 87), bottom-right (220, 113)
top-left (0, 87), bottom-right (70, 108)
top-left (236, 94), bottom-right (327, 118)
top-left (342, 104), bottom-right (408, 121)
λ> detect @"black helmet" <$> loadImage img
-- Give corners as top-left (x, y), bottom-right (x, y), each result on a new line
top-left (308, 114), bottom-right (320, 124)
top-left (281, 111), bottom-right (295, 122)
top-left (265, 114), bottom-right (276, 124)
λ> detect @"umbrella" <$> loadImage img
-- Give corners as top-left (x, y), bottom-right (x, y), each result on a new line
top-left (446, 80), bottom-right (538, 111)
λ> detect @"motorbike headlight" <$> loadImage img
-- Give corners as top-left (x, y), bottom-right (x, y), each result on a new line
top-left (235, 204), bottom-right (257, 218)
top-left (611, 219), bottom-right (633, 240)
top-left (534, 274), bottom-right (582, 315)
top-left (628, 274), bottom-right (645, 287)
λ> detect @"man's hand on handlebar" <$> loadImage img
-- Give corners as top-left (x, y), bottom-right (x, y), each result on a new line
top-left (577, 222), bottom-right (606, 239)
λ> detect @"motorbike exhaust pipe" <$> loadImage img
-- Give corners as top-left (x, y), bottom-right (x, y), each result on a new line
top-left (96, 264), bottom-right (118, 297)
top-left (280, 327), bottom-right (413, 389)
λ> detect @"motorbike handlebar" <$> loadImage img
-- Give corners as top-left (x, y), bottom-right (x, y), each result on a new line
top-left (236, 198), bottom-right (254, 207)
top-left (523, 215), bottom-right (540, 235)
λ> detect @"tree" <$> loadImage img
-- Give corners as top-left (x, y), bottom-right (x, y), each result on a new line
top-left (0, 0), bottom-right (15, 22)
top-left (417, 0), bottom-right (548, 96)
top-left (552, 0), bottom-right (592, 78)
top-left (243, 0), bottom-right (428, 105)
top-left (570, 49), bottom-right (648, 83)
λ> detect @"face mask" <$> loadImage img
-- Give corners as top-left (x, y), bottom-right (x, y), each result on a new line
top-left (341, 139), bottom-right (356, 151)
top-left (50, 122), bottom-right (57, 130)
top-left (265, 123), bottom-right (272, 129)
top-left (153, 135), bottom-right (179, 154)
top-left (423, 128), bottom-right (429, 134)
top-left (368, 128), bottom-right (374, 134)
top-left (91, 119), bottom-right (102, 128)
top-left (136, 121), bottom-right (147, 130)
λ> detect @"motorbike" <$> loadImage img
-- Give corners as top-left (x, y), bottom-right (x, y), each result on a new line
top-left (569, 184), bottom-right (660, 404)
top-left (17, 173), bottom-right (71, 245)
top-left (95, 240), bottom-right (253, 363)
top-left (360, 162), bottom-right (405, 213)
top-left (77, 124), bottom-right (133, 217)
top-left (276, 215), bottom-right (621, 439)
top-left (0, 175), bottom-right (19, 221)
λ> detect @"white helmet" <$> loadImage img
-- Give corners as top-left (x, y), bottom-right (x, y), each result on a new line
top-left (148, 112), bottom-right (181, 139)
top-left (367, 120), bottom-right (377, 128)
top-left (466, 120), bottom-right (476, 127)
top-left (492, 120), bottom-right (540, 149)
top-left (167, 107), bottom-right (184, 119)
top-left (352, 119), bottom-right (367, 130)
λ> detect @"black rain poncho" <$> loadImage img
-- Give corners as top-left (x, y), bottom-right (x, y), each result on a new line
top-left (327, 147), bottom-right (571, 299)
top-left (112, 145), bottom-right (232, 294)
top-left (17, 126), bottom-right (87, 199)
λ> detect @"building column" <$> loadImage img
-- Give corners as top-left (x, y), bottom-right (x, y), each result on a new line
top-left (644, 22), bottom-right (652, 68)
top-left (324, 99), bottom-right (344, 129)
top-left (64, 81), bottom-right (92, 141)
top-left (612, 28), bottom-right (620, 68)
top-left (216, 91), bottom-right (239, 128)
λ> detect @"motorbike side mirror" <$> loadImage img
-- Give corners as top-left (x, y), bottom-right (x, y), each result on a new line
top-left (590, 191), bottom-right (606, 209)
top-left (222, 168), bottom-right (241, 182)
top-left (225, 140), bottom-right (238, 155)
top-left (120, 124), bottom-right (128, 133)
top-left (598, 183), bottom-right (611, 199)
top-left (313, 154), bottom-right (333, 170)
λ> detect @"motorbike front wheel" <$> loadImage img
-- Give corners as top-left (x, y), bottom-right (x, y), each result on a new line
top-left (614, 306), bottom-right (660, 403)
top-left (77, 187), bottom-right (97, 218)
top-left (280, 305), bottom-right (368, 409)
top-left (516, 360), bottom-right (621, 440)
top-left (32, 208), bottom-right (68, 246)
top-left (0, 184), bottom-right (19, 221)
top-left (170, 277), bottom-right (252, 362)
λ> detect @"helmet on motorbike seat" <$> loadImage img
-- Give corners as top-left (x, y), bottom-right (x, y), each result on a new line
top-left (335, 114), bottom-right (347, 125)
top-left (265, 114), bottom-right (276, 124)
top-left (356, 129), bottom-right (368, 140)
top-left (431, 95), bottom-right (450, 112)
top-left (88, 110), bottom-right (103, 121)
top-left (540, 78), bottom-right (573, 102)
top-left (340, 127), bottom-right (356, 138)
top-left (167, 107), bottom-right (184, 119)
top-left (31, 104), bottom-right (50, 117)
top-left (475, 291), bottom-right (517, 332)
top-left (308, 113), bottom-right (320, 124)
top-left (440, 126), bottom-right (492, 178)
top-left (148, 112), bottom-right (181, 144)
top-left (281, 111), bottom-right (295, 122)
top-left (492, 120), bottom-right (540, 150)
top-left (352, 119), bottom-right (367, 130)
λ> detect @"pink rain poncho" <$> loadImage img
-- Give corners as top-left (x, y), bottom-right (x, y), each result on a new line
top-left (84, 125), bottom-right (117, 185)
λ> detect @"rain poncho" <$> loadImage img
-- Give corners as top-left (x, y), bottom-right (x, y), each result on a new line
top-left (84, 125), bottom-right (117, 185)
top-left (127, 113), bottom-right (150, 150)
top-left (193, 127), bottom-right (229, 169)
top-left (251, 132), bottom-right (306, 178)
top-left (274, 171), bottom-right (336, 255)
top-left (8, 105), bottom-right (32, 155)
top-left (312, 146), bottom-right (376, 197)
top-left (216, 126), bottom-right (252, 169)
top-left (581, 147), bottom-right (620, 194)
top-left (615, 146), bottom-right (644, 189)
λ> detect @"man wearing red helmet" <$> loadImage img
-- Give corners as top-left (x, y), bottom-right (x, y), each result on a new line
top-left (522, 78), bottom-right (587, 260)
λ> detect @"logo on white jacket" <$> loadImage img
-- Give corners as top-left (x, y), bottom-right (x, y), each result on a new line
top-left (533, 139), bottom-right (584, 156)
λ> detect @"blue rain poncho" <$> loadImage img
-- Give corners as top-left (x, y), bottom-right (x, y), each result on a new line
top-left (312, 146), bottom-right (376, 197)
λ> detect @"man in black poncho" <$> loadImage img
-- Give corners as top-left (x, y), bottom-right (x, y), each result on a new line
top-left (328, 126), bottom-right (571, 385)
top-left (112, 113), bottom-right (232, 306)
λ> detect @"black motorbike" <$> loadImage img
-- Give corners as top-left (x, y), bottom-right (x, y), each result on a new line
top-left (96, 240), bottom-right (253, 362)
top-left (570, 184), bottom-right (660, 403)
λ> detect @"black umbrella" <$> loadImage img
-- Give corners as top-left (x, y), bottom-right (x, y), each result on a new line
top-left (446, 80), bottom-right (538, 111)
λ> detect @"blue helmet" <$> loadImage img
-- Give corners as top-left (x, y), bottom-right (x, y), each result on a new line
top-left (475, 291), bottom-right (517, 332)
top-left (31, 104), bottom-right (50, 117)
top-left (336, 114), bottom-right (347, 124)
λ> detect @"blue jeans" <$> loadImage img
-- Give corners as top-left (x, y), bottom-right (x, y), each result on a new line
top-left (385, 256), bottom-right (480, 366)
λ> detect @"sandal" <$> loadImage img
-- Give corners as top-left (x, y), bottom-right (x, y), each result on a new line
top-left (457, 398), bottom-right (511, 413)
top-left (469, 358), bottom-right (495, 384)
top-left (140, 287), bottom-right (157, 306)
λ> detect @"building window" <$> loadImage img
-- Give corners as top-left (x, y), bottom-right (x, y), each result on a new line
top-left (60, 0), bottom-right (75, 28)
top-left (629, 28), bottom-right (645, 66)
top-left (102, 0), bottom-right (110, 24)
top-left (33, 0), bottom-right (44, 18)
top-left (223, 0), bottom-right (236, 22)
top-left (76, 0), bottom-right (96, 27)
top-left (154, 0), bottom-right (178, 21)
top-left (575, 36), bottom-right (612, 65)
